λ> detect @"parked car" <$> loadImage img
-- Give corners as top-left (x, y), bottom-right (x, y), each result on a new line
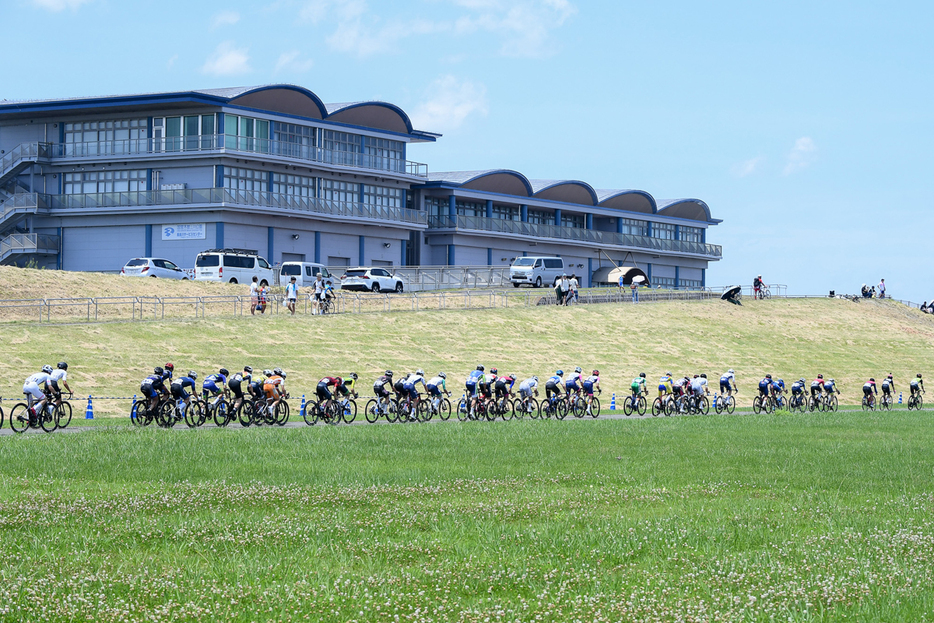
top-left (121, 258), bottom-right (189, 279)
top-left (340, 267), bottom-right (405, 293)
top-left (194, 248), bottom-right (275, 285)
top-left (509, 256), bottom-right (565, 288)
top-left (277, 262), bottom-right (341, 288)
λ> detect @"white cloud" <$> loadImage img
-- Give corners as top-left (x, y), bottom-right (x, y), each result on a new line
top-left (731, 156), bottom-right (764, 178)
top-left (274, 50), bottom-right (314, 74)
top-left (211, 10), bottom-right (240, 30)
top-left (166, 54), bottom-right (179, 70)
top-left (783, 137), bottom-right (818, 175)
top-left (30, 0), bottom-right (91, 11)
top-left (411, 75), bottom-right (488, 133)
top-left (452, 0), bottom-right (577, 58)
top-left (201, 42), bottom-right (252, 76)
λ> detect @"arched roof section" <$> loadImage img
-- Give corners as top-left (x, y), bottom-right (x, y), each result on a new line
top-left (596, 189), bottom-right (657, 214)
top-left (591, 266), bottom-right (650, 286)
top-left (530, 180), bottom-right (597, 206)
top-left (325, 102), bottom-right (414, 135)
top-left (428, 170), bottom-right (533, 197)
top-left (225, 85), bottom-right (327, 119)
top-left (657, 198), bottom-right (713, 222)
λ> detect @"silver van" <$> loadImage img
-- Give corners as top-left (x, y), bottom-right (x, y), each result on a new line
top-left (194, 248), bottom-right (275, 285)
top-left (509, 256), bottom-right (565, 288)
top-left (278, 262), bottom-right (340, 288)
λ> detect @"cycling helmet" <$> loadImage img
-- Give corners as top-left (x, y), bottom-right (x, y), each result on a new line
top-left (728, 369), bottom-right (734, 374)
top-left (887, 373), bottom-right (893, 379)
top-left (592, 370), bottom-right (599, 376)
top-left (154, 366), bottom-right (164, 376)
top-left (693, 374), bottom-right (699, 378)
top-left (870, 378), bottom-right (875, 382)
top-left (57, 361), bottom-right (68, 370)
top-left (575, 367), bottom-right (582, 373)
top-left (508, 374), bottom-right (516, 381)
top-left (273, 367), bottom-right (283, 376)
top-left (639, 372), bottom-right (646, 378)
top-left (918, 373), bottom-right (923, 378)
top-left (556, 370), bottom-right (564, 376)
top-left (42, 364), bottom-right (53, 374)
top-left (701, 373), bottom-right (707, 378)
top-left (385, 370), bottom-right (394, 377)
top-left (490, 368), bottom-right (498, 375)
top-left (263, 369), bottom-right (273, 377)
top-left (416, 369), bottom-right (424, 377)
top-left (280, 372), bottom-right (287, 379)
top-left (439, 372), bottom-right (446, 379)
top-left (829, 379), bottom-right (834, 383)
top-left (351, 372), bottom-right (358, 380)
top-left (817, 374), bottom-right (823, 379)
top-left (799, 378), bottom-right (805, 383)
top-left (165, 363), bottom-right (174, 371)
top-left (477, 365), bottom-right (484, 372)
top-left (336, 377), bottom-right (343, 386)
top-left (532, 376), bottom-right (539, 383)
top-left (188, 371), bottom-right (198, 380)
top-left (665, 371), bottom-right (672, 377)
top-left (244, 366), bottom-right (253, 374)
top-left (766, 374), bottom-right (772, 379)
top-left (219, 368), bottom-right (229, 377)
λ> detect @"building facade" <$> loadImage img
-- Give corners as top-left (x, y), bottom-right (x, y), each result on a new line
top-left (0, 84), bottom-right (720, 287)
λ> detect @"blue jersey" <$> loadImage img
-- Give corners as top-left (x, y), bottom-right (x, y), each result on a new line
top-left (204, 373), bottom-right (227, 386)
top-left (468, 370), bottom-right (483, 384)
top-left (142, 374), bottom-right (165, 391)
top-left (547, 375), bottom-right (562, 386)
top-left (173, 376), bottom-right (196, 391)
top-left (758, 378), bottom-right (771, 389)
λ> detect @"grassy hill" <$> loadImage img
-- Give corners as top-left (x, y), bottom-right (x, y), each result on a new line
top-left (0, 269), bottom-right (931, 414)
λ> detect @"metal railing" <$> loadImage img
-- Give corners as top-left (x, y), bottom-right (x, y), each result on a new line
top-left (428, 214), bottom-right (722, 258)
top-left (388, 266), bottom-right (512, 291)
top-left (0, 142), bottom-right (51, 186)
top-left (34, 188), bottom-right (427, 226)
top-left (0, 232), bottom-right (59, 262)
top-left (49, 135), bottom-right (428, 178)
top-left (0, 193), bottom-right (42, 231)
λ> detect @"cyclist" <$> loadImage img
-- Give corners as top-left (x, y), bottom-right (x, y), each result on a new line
top-left (810, 374), bottom-right (825, 402)
top-left (264, 368), bottom-right (287, 416)
top-left (403, 370), bottom-right (427, 414)
top-left (565, 367), bottom-right (584, 400)
top-left (141, 366), bottom-right (169, 414)
top-left (823, 378), bottom-right (839, 402)
top-left (880, 374), bottom-right (895, 405)
top-left (202, 368), bottom-right (229, 413)
top-left (517, 376), bottom-right (539, 414)
top-left (316, 375), bottom-right (342, 414)
top-left (374, 370), bottom-right (394, 412)
top-left (466, 365), bottom-right (485, 413)
top-left (427, 372), bottom-right (450, 399)
top-left (790, 378), bottom-right (807, 407)
top-left (658, 371), bottom-right (673, 401)
top-left (910, 373), bottom-right (925, 399)
top-left (672, 375), bottom-right (690, 404)
top-left (22, 365), bottom-right (54, 422)
top-left (249, 370), bottom-right (272, 402)
top-left (770, 377), bottom-right (785, 408)
top-left (170, 371), bottom-right (198, 421)
top-left (863, 378), bottom-right (877, 407)
top-left (630, 372), bottom-right (647, 402)
top-left (49, 361), bottom-right (73, 408)
top-left (583, 370), bottom-right (601, 411)
top-left (393, 372), bottom-right (411, 403)
top-left (691, 373), bottom-right (710, 407)
top-left (228, 366), bottom-right (253, 412)
top-left (719, 369), bottom-right (737, 397)
top-left (545, 370), bottom-right (564, 406)
top-left (341, 372), bottom-right (359, 400)
top-left (758, 374), bottom-right (773, 403)
top-left (494, 373), bottom-right (516, 405)
top-left (163, 362), bottom-right (175, 382)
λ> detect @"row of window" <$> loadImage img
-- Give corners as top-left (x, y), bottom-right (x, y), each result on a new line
top-left (222, 167), bottom-right (404, 208)
top-left (63, 169), bottom-right (148, 194)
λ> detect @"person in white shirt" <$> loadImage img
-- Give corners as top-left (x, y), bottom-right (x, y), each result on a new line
top-left (50, 361), bottom-right (72, 407)
top-left (312, 274), bottom-right (324, 315)
top-left (249, 276), bottom-right (259, 315)
top-left (568, 275), bottom-right (579, 303)
top-left (285, 276), bottom-right (299, 315)
top-left (22, 365), bottom-right (53, 421)
top-left (560, 275), bottom-right (570, 305)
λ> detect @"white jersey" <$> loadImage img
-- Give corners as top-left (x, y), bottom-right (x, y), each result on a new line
top-left (405, 374), bottom-right (425, 387)
top-left (25, 372), bottom-right (50, 386)
top-left (566, 372), bottom-right (581, 384)
top-left (51, 369), bottom-right (67, 383)
top-left (427, 376), bottom-right (445, 388)
top-left (585, 375), bottom-right (599, 385)
top-left (720, 371), bottom-right (734, 383)
top-left (690, 378), bottom-right (708, 393)
top-left (519, 378), bottom-right (538, 392)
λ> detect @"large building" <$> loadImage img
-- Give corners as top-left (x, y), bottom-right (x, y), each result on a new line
top-left (0, 84), bottom-right (721, 287)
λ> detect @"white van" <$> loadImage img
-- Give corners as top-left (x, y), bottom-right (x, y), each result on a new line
top-left (194, 249), bottom-right (276, 285)
top-left (509, 256), bottom-right (565, 288)
top-left (278, 262), bottom-right (340, 288)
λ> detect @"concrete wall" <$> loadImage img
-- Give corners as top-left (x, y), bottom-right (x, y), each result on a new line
top-left (61, 224), bottom-right (146, 271)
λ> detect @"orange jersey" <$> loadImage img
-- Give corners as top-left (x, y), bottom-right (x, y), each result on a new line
top-left (263, 375), bottom-right (284, 398)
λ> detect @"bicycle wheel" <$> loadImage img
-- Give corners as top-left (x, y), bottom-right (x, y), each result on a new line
top-left (456, 398), bottom-right (469, 422)
top-left (416, 400), bottom-right (430, 423)
top-left (327, 401), bottom-right (341, 425)
top-left (438, 398), bottom-right (452, 421)
top-left (623, 396), bottom-right (634, 416)
top-left (665, 398), bottom-right (675, 416)
top-left (555, 399), bottom-right (568, 420)
top-left (213, 401), bottom-right (230, 427)
top-left (342, 400), bottom-right (357, 424)
top-left (861, 397), bottom-right (870, 411)
top-left (919, 395), bottom-right (924, 410)
top-left (0, 404), bottom-right (4, 429)
top-left (726, 395), bottom-right (736, 414)
top-left (764, 289), bottom-right (771, 299)
top-left (828, 395), bottom-right (838, 412)
top-left (883, 396), bottom-right (892, 411)
top-left (276, 401), bottom-right (290, 426)
top-left (652, 397), bottom-right (663, 416)
top-left (572, 397), bottom-right (586, 418)
top-left (364, 399), bottom-right (380, 423)
top-left (699, 396), bottom-right (710, 415)
top-left (234, 402), bottom-right (251, 427)
top-left (156, 402), bottom-right (175, 428)
top-left (56, 401), bottom-right (73, 428)
top-left (39, 405), bottom-right (58, 433)
top-left (714, 396), bottom-right (724, 414)
top-left (9, 403), bottom-right (29, 434)
top-left (304, 401), bottom-right (319, 425)
top-left (637, 395), bottom-right (647, 416)
top-left (753, 396), bottom-right (762, 414)
top-left (130, 400), bottom-right (144, 427)
top-left (590, 396), bottom-right (601, 418)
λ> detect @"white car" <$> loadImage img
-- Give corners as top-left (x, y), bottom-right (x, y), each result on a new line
top-left (340, 267), bottom-right (405, 293)
top-left (121, 258), bottom-right (189, 279)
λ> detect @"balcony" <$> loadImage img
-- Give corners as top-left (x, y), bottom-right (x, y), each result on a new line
top-left (0, 232), bottom-right (60, 264)
top-left (48, 135), bottom-right (428, 178)
top-left (36, 189), bottom-right (427, 226)
top-left (428, 214), bottom-right (722, 259)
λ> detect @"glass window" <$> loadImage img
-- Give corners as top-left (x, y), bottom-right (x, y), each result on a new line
top-left (426, 196), bottom-right (448, 217)
top-left (680, 278), bottom-right (702, 289)
top-left (620, 218), bottom-right (647, 237)
top-left (680, 226), bottom-right (703, 243)
top-left (322, 130), bottom-right (361, 166)
top-left (561, 213), bottom-right (584, 229)
top-left (653, 276), bottom-right (676, 289)
top-left (363, 136), bottom-right (404, 173)
top-left (165, 117), bottom-right (181, 152)
top-left (320, 179), bottom-right (359, 203)
top-left (363, 185), bottom-right (403, 209)
top-left (527, 209), bottom-right (552, 225)
top-left (64, 118), bottom-right (147, 155)
top-left (273, 173), bottom-right (315, 198)
top-left (456, 199), bottom-right (483, 217)
top-left (64, 169), bottom-right (147, 194)
top-left (653, 222), bottom-right (676, 240)
top-left (224, 167), bottom-right (266, 192)
top-left (273, 122), bottom-right (316, 159)
top-left (492, 204), bottom-right (519, 220)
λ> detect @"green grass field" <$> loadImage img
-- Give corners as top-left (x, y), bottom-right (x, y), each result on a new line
top-left (2, 294), bottom-right (934, 620)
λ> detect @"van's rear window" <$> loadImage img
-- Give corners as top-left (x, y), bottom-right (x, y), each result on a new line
top-left (195, 255), bottom-right (219, 267)
top-left (281, 265), bottom-right (300, 275)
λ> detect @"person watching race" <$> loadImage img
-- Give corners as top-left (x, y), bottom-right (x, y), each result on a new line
top-left (719, 369), bottom-right (737, 397)
top-left (545, 370), bottom-right (564, 405)
top-left (880, 374), bottom-right (895, 404)
top-left (141, 366), bottom-right (169, 414)
top-left (264, 368), bottom-right (287, 415)
top-left (49, 361), bottom-right (72, 408)
top-left (202, 368), bottom-right (229, 413)
top-left (228, 366), bottom-right (253, 412)
top-left (630, 372), bottom-right (647, 400)
top-left (22, 365), bottom-right (54, 423)
top-left (910, 373), bottom-right (925, 398)
top-left (170, 371), bottom-right (198, 420)
top-left (658, 372), bottom-right (673, 400)
top-left (862, 378), bottom-right (878, 407)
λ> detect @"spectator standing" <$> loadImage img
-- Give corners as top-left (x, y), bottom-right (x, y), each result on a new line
top-left (250, 276), bottom-right (259, 315)
top-left (568, 274), bottom-right (579, 303)
top-left (618, 273), bottom-right (624, 292)
top-left (753, 275), bottom-right (763, 299)
top-left (631, 281), bottom-right (639, 303)
top-left (285, 276), bottom-right (298, 315)
top-left (554, 275), bottom-right (564, 306)
top-left (257, 284), bottom-right (268, 314)
top-left (878, 279), bottom-right (886, 299)
top-left (560, 274), bottom-right (571, 305)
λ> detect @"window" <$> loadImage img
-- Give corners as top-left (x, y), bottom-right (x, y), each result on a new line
top-left (223, 255), bottom-right (255, 269)
top-left (322, 130), bottom-right (361, 166)
top-left (196, 254), bottom-right (219, 267)
top-left (364, 185), bottom-right (404, 209)
top-left (273, 122), bottom-right (316, 159)
top-left (527, 209), bottom-right (552, 225)
top-left (64, 119), bottom-right (147, 155)
top-left (320, 179), bottom-right (359, 203)
top-left (653, 276), bottom-right (676, 288)
top-left (273, 173), bottom-right (315, 198)
top-left (543, 259), bottom-right (563, 269)
top-left (456, 199), bottom-right (483, 217)
top-left (426, 196), bottom-right (448, 217)
top-left (653, 222), bottom-right (676, 240)
top-left (561, 213), bottom-right (584, 229)
top-left (225, 114), bottom-right (270, 152)
top-left (363, 136), bottom-right (404, 172)
top-left (620, 218), bottom-right (647, 237)
top-left (224, 167), bottom-right (266, 192)
top-left (492, 204), bottom-right (519, 220)
top-left (64, 169), bottom-right (147, 194)
top-left (680, 226), bottom-right (703, 243)
top-left (258, 258), bottom-right (270, 269)
top-left (680, 279), bottom-right (703, 289)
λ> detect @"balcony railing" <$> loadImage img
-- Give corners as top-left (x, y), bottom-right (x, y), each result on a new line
top-left (427, 214), bottom-right (722, 258)
top-left (38, 189), bottom-right (428, 226)
top-left (49, 135), bottom-right (428, 177)
top-left (0, 232), bottom-right (60, 262)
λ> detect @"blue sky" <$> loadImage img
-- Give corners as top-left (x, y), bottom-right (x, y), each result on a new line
top-left (6, 0), bottom-right (934, 302)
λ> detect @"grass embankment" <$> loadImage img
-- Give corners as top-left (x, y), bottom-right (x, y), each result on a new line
top-left (0, 294), bottom-right (932, 416)
top-left (2, 414), bottom-right (934, 621)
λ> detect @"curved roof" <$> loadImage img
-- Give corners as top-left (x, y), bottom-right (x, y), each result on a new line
top-left (325, 101), bottom-right (416, 135)
top-left (428, 170), bottom-right (533, 196)
top-left (596, 189), bottom-right (657, 214)
top-left (656, 198), bottom-right (713, 222)
top-left (530, 180), bottom-right (598, 206)
top-left (221, 85), bottom-right (328, 119)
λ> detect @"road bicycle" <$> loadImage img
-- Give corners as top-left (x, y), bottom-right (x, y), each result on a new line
top-left (539, 395), bottom-right (563, 419)
top-left (788, 392), bottom-right (807, 413)
top-left (623, 391), bottom-right (647, 416)
top-left (364, 395), bottom-right (399, 423)
top-left (397, 394), bottom-right (429, 422)
top-left (337, 395), bottom-right (357, 423)
top-left (652, 394), bottom-right (675, 417)
top-left (513, 393), bottom-right (539, 419)
top-left (752, 393), bottom-right (774, 414)
top-left (320, 295), bottom-right (335, 315)
top-left (492, 394), bottom-right (514, 421)
top-left (307, 398), bottom-right (341, 425)
top-left (582, 393), bottom-right (601, 418)
top-left (879, 393), bottom-right (894, 412)
top-left (9, 397), bottom-right (59, 433)
top-left (755, 286), bottom-right (771, 300)
top-left (426, 392), bottom-right (452, 421)
top-left (204, 392), bottom-right (233, 427)
top-left (689, 393), bottom-right (710, 415)
top-left (820, 392), bottom-right (839, 412)
top-left (714, 393), bottom-right (736, 415)
top-left (771, 393), bottom-right (786, 412)
top-left (907, 391), bottom-right (924, 411)
top-left (861, 394), bottom-right (876, 411)
top-left (157, 398), bottom-right (188, 429)
top-left (130, 395), bottom-right (171, 427)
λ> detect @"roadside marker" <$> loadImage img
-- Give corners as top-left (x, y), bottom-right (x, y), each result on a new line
top-left (899, 392), bottom-right (902, 404)
top-left (713, 392), bottom-right (718, 409)
top-left (85, 395), bottom-right (94, 419)
top-left (300, 394), bottom-right (306, 418)
top-left (610, 392), bottom-right (616, 410)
